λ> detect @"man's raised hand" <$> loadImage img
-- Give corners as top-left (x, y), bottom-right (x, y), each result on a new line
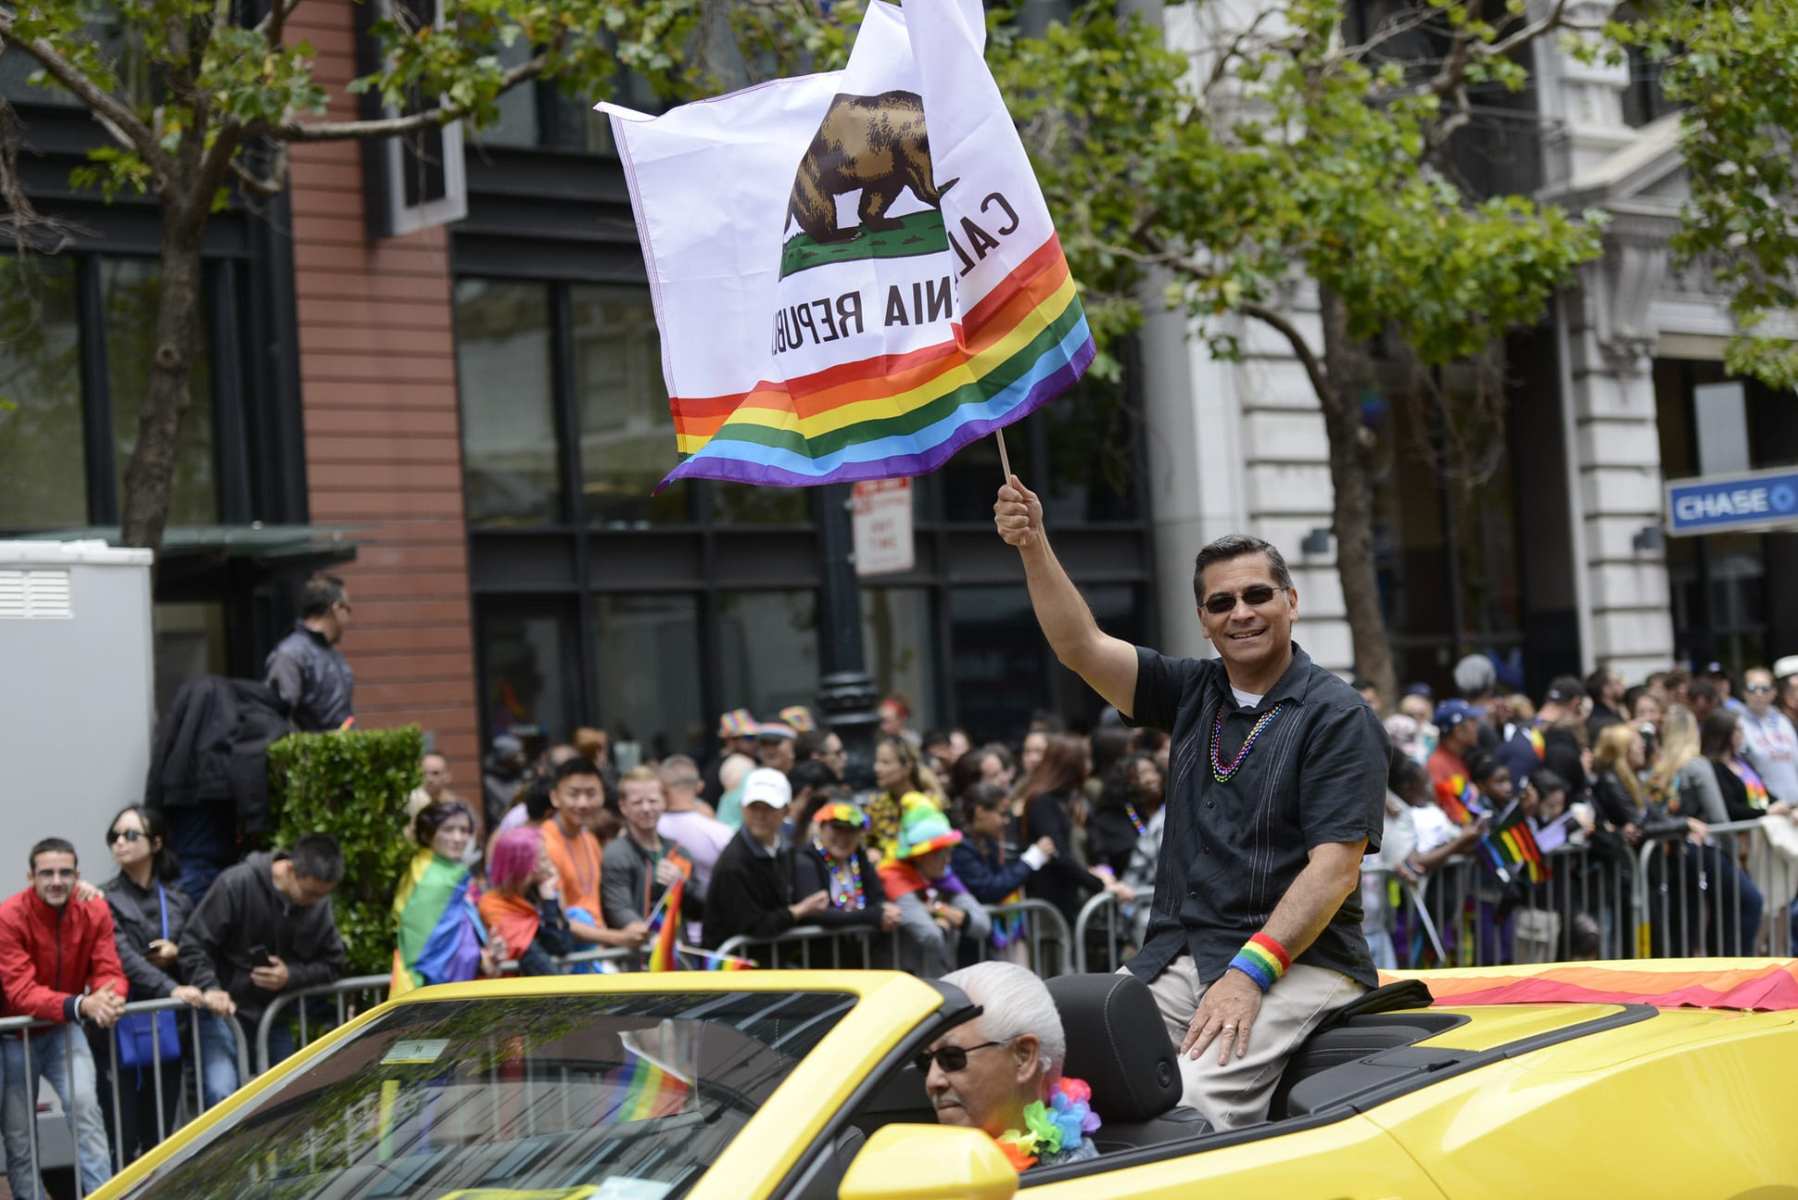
top-left (993, 474), bottom-right (1043, 548)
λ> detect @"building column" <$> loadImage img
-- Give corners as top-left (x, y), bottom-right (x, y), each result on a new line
top-left (1140, 284), bottom-right (1354, 672)
top-left (1557, 232), bottom-right (1678, 678)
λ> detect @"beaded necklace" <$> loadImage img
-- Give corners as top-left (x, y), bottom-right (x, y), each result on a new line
top-left (1211, 703), bottom-right (1283, 783)
top-left (1124, 803), bottom-right (1147, 837)
top-left (815, 841), bottom-right (866, 910)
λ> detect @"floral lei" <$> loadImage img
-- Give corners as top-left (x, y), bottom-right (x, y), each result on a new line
top-left (993, 1077), bottom-right (1101, 1171)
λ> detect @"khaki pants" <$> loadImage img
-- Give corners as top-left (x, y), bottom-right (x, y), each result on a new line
top-left (1128, 956), bottom-right (1365, 1130)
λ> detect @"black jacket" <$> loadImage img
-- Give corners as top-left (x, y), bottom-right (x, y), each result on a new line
top-left (265, 624), bottom-right (354, 733)
top-left (103, 873), bottom-right (196, 1001)
top-left (1591, 771), bottom-right (1685, 840)
top-left (144, 676), bottom-right (290, 835)
top-left (1711, 759), bottom-right (1770, 823)
top-left (1021, 790), bottom-right (1108, 925)
top-left (179, 852), bottom-right (347, 1023)
top-left (701, 832), bottom-right (798, 952)
top-left (789, 844), bottom-right (887, 930)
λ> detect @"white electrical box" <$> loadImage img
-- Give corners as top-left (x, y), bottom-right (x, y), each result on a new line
top-left (0, 540), bottom-right (155, 887)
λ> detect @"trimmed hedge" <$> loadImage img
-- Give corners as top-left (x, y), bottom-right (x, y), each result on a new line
top-left (267, 726), bottom-right (423, 975)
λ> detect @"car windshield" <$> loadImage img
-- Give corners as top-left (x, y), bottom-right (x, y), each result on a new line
top-left (120, 990), bottom-right (857, 1200)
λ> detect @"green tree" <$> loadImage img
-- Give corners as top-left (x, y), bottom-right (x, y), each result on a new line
top-left (986, 0), bottom-right (1604, 702)
top-left (0, 0), bottom-right (702, 553)
top-left (1619, 0), bottom-right (1798, 388)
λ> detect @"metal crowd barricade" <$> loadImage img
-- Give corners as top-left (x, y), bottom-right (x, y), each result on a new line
top-left (98, 997), bottom-right (251, 1174)
top-left (714, 924), bottom-right (899, 969)
top-left (254, 973), bottom-right (389, 1075)
top-left (251, 948), bottom-right (645, 1073)
top-left (985, 899), bottom-right (1073, 978)
top-left (0, 1000), bottom-right (250, 1198)
top-left (1636, 817), bottom-right (1798, 959)
top-left (1072, 888), bottom-right (1146, 974)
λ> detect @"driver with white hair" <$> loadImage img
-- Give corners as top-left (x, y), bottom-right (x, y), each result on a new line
top-left (923, 962), bottom-right (1100, 1170)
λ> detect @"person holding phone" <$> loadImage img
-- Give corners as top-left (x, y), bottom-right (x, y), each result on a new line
top-left (180, 835), bottom-right (348, 1107)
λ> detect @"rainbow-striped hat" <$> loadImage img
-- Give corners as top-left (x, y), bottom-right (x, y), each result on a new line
top-left (894, 795), bottom-right (962, 860)
top-left (718, 708), bottom-right (757, 738)
top-left (816, 802), bottom-right (867, 830)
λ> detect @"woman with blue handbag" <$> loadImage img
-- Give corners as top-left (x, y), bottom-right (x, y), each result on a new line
top-left (100, 806), bottom-right (218, 1163)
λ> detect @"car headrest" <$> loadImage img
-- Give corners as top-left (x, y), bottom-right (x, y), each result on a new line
top-left (1045, 973), bottom-right (1182, 1123)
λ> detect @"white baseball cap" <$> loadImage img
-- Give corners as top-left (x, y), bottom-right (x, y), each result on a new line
top-left (741, 767), bottom-right (792, 811)
top-left (1773, 655), bottom-right (1798, 682)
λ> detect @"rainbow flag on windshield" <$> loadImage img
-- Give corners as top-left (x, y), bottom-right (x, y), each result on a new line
top-left (601, 0), bottom-right (1092, 490)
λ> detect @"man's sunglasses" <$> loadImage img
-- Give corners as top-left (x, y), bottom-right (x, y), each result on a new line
top-left (107, 829), bottom-right (145, 845)
top-left (1202, 585), bottom-right (1282, 615)
top-left (1745, 683), bottom-right (1774, 694)
top-left (911, 1040), bottom-right (1007, 1074)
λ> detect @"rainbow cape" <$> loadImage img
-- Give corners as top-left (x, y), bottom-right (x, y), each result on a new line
top-left (1383, 960), bottom-right (1798, 1011)
top-left (390, 849), bottom-right (485, 998)
top-left (601, 0), bottom-right (1092, 490)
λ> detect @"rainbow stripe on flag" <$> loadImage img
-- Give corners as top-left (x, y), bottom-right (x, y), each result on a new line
top-left (613, 1052), bottom-right (691, 1122)
top-left (1478, 802), bottom-right (1548, 884)
top-left (661, 238), bottom-right (1092, 488)
top-left (679, 946), bottom-right (756, 971)
top-left (646, 876), bottom-right (685, 973)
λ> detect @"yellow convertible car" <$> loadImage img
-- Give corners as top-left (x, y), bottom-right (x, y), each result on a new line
top-left (94, 959), bottom-right (1798, 1200)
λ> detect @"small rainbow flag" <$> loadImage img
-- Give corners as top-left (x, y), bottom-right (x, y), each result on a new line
top-left (647, 875), bottom-right (686, 973)
top-left (679, 946), bottom-right (756, 971)
top-left (613, 1051), bottom-right (691, 1123)
top-left (1478, 802), bottom-right (1548, 884)
top-left (1434, 774), bottom-right (1486, 827)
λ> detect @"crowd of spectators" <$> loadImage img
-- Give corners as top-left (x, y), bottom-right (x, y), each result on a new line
top-left (6, 653), bottom-right (1796, 1192)
top-left (1365, 655), bottom-right (1798, 964)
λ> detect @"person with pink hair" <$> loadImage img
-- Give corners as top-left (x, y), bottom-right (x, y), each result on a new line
top-left (477, 828), bottom-right (573, 976)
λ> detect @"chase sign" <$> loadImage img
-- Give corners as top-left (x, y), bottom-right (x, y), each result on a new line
top-left (1666, 466), bottom-right (1798, 537)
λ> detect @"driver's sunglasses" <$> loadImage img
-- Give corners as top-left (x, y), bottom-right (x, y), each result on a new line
top-left (1203, 585), bottom-right (1281, 615)
top-left (911, 1040), bottom-right (1007, 1074)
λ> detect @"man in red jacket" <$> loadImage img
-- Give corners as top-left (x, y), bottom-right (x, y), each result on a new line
top-left (0, 838), bottom-right (128, 1200)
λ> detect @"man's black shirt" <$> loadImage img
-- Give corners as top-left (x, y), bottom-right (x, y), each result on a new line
top-left (1126, 643), bottom-right (1387, 989)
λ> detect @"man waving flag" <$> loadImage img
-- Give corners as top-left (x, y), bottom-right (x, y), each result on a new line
top-left (601, 0), bottom-right (1093, 489)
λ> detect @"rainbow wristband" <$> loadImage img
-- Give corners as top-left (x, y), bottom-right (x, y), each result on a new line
top-left (1228, 932), bottom-right (1292, 993)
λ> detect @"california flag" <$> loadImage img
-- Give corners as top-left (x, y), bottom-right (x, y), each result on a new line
top-left (600, 0), bottom-right (1095, 489)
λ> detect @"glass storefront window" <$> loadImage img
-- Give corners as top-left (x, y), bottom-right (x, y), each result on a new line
top-left (572, 285), bottom-right (691, 526)
top-left (591, 592), bottom-right (704, 761)
top-left (1040, 380), bottom-right (1140, 523)
top-left (153, 602), bottom-right (227, 718)
top-left (941, 420), bottom-right (1034, 522)
top-left (861, 586), bottom-right (936, 733)
top-left (715, 591), bottom-right (820, 721)
top-left (480, 607), bottom-right (575, 751)
top-left (104, 259), bottom-right (218, 526)
top-left (456, 280), bottom-right (561, 527)
top-left (711, 483), bottom-right (808, 525)
top-left (950, 586), bottom-right (1051, 743)
top-left (0, 256), bottom-right (87, 529)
